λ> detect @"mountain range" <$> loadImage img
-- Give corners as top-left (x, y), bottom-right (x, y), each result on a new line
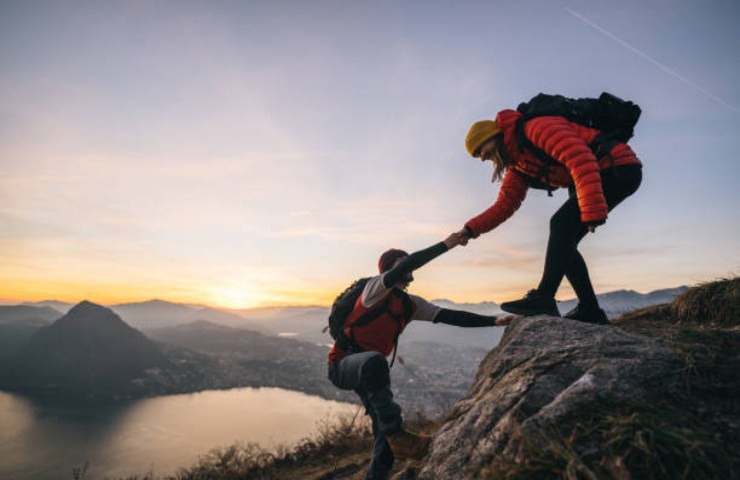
top-left (3, 286), bottom-right (689, 349)
top-left (0, 301), bottom-right (348, 403)
top-left (0, 284), bottom-right (691, 408)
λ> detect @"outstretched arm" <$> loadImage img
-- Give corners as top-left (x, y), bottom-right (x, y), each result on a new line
top-left (461, 170), bottom-right (529, 240)
top-left (434, 308), bottom-right (513, 327)
top-left (382, 232), bottom-right (462, 288)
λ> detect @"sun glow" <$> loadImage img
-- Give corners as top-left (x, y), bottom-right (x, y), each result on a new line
top-left (203, 285), bottom-right (268, 310)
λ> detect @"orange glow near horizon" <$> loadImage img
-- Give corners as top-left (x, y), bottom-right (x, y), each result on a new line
top-left (0, 273), bottom-right (530, 309)
top-left (0, 276), bottom-right (343, 309)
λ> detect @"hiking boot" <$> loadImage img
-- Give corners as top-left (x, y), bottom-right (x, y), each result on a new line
top-left (386, 427), bottom-right (431, 459)
top-left (500, 289), bottom-right (560, 317)
top-left (563, 304), bottom-right (610, 325)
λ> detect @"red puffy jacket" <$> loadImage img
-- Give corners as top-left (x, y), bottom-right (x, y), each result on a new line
top-left (465, 109), bottom-right (641, 237)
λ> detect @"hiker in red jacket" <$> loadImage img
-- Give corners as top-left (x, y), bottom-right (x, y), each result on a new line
top-left (327, 232), bottom-right (511, 479)
top-left (457, 108), bottom-right (642, 325)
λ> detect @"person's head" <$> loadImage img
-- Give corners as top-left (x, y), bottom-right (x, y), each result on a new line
top-left (378, 248), bottom-right (413, 289)
top-left (465, 120), bottom-right (506, 182)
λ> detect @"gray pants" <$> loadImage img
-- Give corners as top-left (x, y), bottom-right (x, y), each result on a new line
top-left (328, 351), bottom-right (401, 480)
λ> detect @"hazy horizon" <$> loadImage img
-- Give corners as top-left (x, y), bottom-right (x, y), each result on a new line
top-left (0, 281), bottom-right (691, 311)
top-left (2, 1), bottom-right (738, 308)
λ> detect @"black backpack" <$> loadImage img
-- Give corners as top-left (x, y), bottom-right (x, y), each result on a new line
top-left (514, 92), bottom-right (642, 194)
top-left (324, 277), bottom-right (412, 367)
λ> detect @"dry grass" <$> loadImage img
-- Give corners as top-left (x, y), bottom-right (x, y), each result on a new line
top-left (477, 400), bottom-right (735, 480)
top-left (99, 412), bottom-right (372, 480)
top-left (671, 277), bottom-right (739, 328)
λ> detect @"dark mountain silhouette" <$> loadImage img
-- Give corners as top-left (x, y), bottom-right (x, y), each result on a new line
top-left (3, 301), bottom-right (167, 393)
top-left (0, 304), bottom-right (353, 403)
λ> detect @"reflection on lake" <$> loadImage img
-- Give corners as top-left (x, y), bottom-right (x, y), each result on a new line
top-left (0, 387), bottom-right (356, 480)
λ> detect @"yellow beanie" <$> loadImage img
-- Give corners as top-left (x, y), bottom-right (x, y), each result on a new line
top-left (465, 120), bottom-right (501, 157)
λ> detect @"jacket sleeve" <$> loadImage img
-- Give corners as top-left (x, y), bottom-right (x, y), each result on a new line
top-left (525, 116), bottom-right (608, 224)
top-left (382, 242), bottom-right (448, 288)
top-left (465, 169), bottom-right (528, 238)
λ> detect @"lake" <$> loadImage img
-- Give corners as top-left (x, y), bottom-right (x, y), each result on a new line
top-left (0, 388), bottom-right (357, 480)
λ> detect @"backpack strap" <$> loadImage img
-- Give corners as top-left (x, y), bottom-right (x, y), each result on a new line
top-left (345, 291), bottom-right (414, 368)
top-left (346, 299), bottom-right (390, 353)
top-left (387, 292), bottom-right (414, 368)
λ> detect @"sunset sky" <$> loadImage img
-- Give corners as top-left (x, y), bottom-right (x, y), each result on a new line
top-left (1, 0), bottom-right (738, 309)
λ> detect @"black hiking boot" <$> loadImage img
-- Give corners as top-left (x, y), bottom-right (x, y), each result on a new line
top-left (563, 304), bottom-right (610, 325)
top-left (500, 289), bottom-right (560, 317)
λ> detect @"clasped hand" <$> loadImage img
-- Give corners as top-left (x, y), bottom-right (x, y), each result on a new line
top-left (443, 229), bottom-right (471, 249)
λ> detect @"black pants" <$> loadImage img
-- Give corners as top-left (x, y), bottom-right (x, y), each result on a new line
top-left (537, 165), bottom-right (642, 307)
top-left (328, 351), bottom-right (400, 480)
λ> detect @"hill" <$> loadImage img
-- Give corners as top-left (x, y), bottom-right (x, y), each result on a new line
top-left (0, 302), bottom-right (343, 403)
top-left (110, 299), bottom-right (267, 331)
top-left (1, 301), bottom-right (168, 396)
top-left (163, 277), bottom-right (737, 479)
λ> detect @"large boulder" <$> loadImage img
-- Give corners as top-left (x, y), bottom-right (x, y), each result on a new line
top-left (417, 315), bottom-right (680, 479)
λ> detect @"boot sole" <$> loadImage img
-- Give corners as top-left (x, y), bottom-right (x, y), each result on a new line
top-left (565, 316), bottom-right (611, 326)
top-left (501, 304), bottom-right (560, 317)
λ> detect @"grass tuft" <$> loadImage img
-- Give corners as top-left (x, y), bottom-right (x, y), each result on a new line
top-left (671, 277), bottom-right (739, 328)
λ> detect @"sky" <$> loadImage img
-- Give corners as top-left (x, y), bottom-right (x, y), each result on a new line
top-left (1, 0), bottom-right (739, 309)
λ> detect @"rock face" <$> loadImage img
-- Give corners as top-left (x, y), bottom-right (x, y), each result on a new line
top-left (417, 315), bottom-right (680, 479)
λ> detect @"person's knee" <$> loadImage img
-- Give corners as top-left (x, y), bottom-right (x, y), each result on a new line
top-left (549, 210), bottom-right (576, 236)
top-left (360, 353), bottom-right (390, 391)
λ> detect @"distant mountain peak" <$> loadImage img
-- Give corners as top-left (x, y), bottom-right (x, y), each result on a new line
top-left (67, 299), bottom-right (115, 316)
top-left (5, 300), bottom-right (167, 393)
top-left (56, 301), bottom-right (132, 332)
top-left (71, 299), bottom-right (104, 311)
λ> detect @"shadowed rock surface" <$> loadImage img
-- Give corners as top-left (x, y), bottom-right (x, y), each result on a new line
top-left (418, 316), bottom-right (680, 478)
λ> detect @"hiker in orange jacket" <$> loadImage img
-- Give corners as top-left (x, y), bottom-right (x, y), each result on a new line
top-left (457, 108), bottom-right (642, 325)
top-left (327, 232), bottom-right (511, 479)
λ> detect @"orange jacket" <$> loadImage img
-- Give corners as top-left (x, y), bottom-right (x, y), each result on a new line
top-left (465, 109), bottom-right (641, 237)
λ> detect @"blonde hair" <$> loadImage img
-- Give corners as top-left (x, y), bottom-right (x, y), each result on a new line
top-left (491, 138), bottom-right (508, 182)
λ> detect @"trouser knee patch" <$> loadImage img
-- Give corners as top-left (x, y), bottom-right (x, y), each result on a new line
top-left (361, 353), bottom-right (390, 391)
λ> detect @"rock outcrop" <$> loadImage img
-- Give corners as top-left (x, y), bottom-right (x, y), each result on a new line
top-left (418, 315), bottom-right (680, 479)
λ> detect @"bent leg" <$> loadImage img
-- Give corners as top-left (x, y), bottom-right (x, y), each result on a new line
top-left (539, 166), bottom-right (643, 300)
top-left (564, 249), bottom-right (598, 308)
top-left (329, 352), bottom-right (399, 480)
top-left (563, 166), bottom-right (643, 304)
top-left (358, 393), bottom-right (394, 480)
top-left (537, 195), bottom-right (585, 298)
top-left (329, 351), bottom-right (401, 434)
